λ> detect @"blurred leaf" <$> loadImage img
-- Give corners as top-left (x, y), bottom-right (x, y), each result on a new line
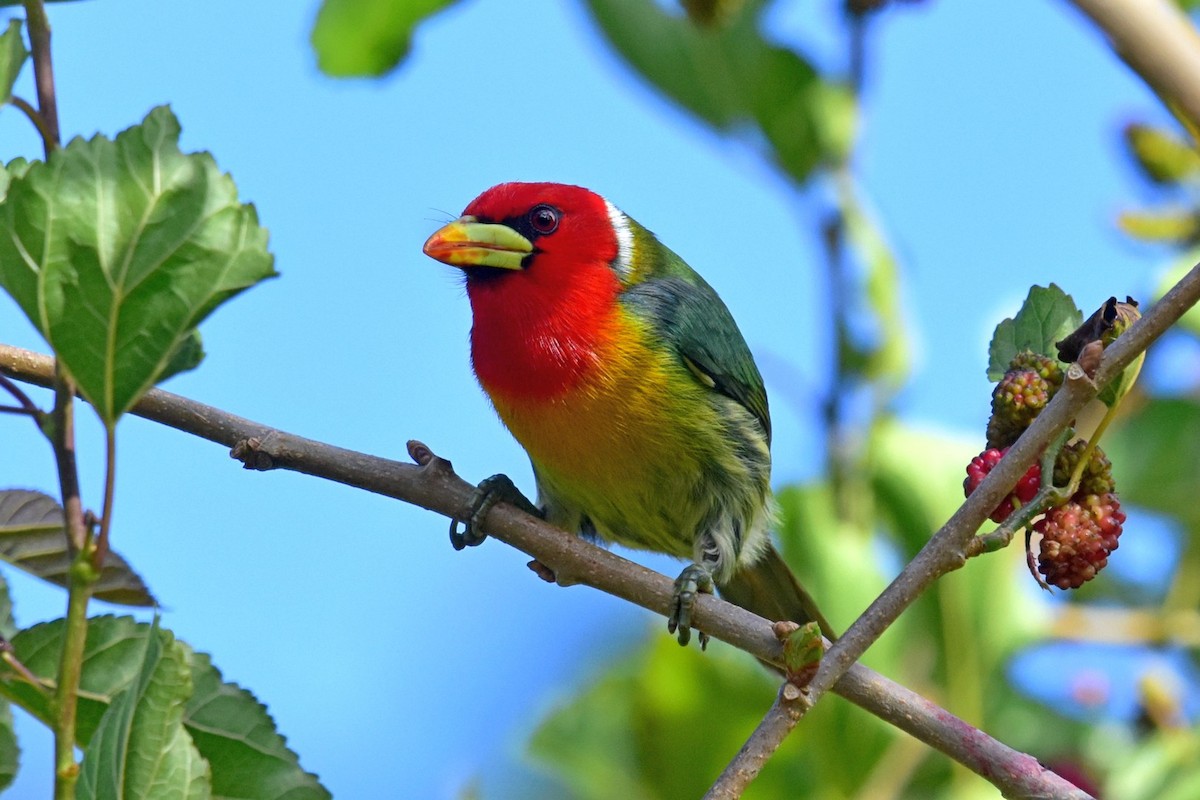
top-left (183, 648), bottom-right (331, 800)
top-left (77, 619), bottom-right (211, 800)
top-left (0, 158), bottom-right (29, 202)
top-left (1102, 728), bottom-right (1200, 800)
top-left (584, 0), bottom-right (852, 183)
top-left (2, 616), bottom-right (331, 799)
top-left (311, 0), bottom-right (461, 77)
top-left (839, 180), bottom-right (910, 385)
top-left (0, 105), bottom-right (276, 425)
top-left (0, 490), bottom-right (155, 605)
top-left (1106, 397), bottom-right (1200, 527)
top-left (1124, 123), bottom-right (1200, 185)
top-left (988, 284), bottom-right (1081, 380)
top-left (680, 0), bottom-right (747, 27)
top-left (1117, 208), bottom-right (1200, 244)
top-left (1155, 248), bottom-right (1200, 336)
top-left (530, 634), bottom-right (896, 799)
top-left (0, 19), bottom-right (27, 104)
top-left (0, 572), bottom-right (16, 792)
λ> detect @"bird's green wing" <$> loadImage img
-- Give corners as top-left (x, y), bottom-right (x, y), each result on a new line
top-left (621, 255), bottom-right (771, 444)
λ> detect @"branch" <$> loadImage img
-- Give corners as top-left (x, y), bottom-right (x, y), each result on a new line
top-left (1066, 0), bottom-right (1200, 134)
top-left (704, 682), bottom-right (807, 800)
top-left (0, 342), bottom-right (1088, 799)
top-left (798, 263), bottom-right (1200, 715)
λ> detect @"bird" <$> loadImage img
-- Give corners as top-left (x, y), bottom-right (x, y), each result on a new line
top-left (422, 181), bottom-right (832, 646)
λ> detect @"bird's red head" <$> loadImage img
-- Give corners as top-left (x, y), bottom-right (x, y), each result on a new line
top-left (423, 182), bottom-right (631, 401)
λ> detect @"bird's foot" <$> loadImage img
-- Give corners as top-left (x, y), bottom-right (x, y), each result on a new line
top-left (668, 563), bottom-right (714, 649)
top-left (449, 473), bottom-right (541, 551)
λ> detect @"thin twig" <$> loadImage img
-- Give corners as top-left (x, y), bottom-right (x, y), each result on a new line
top-left (0, 342), bottom-right (1094, 798)
top-left (703, 682), bottom-right (808, 799)
top-left (21, 0), bottom-right (59, 155)
top-left (8, 95), bottom-right (55, 148)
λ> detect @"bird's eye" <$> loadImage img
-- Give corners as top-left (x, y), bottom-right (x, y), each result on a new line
top-left (529, 205), bottom-right (560, 235)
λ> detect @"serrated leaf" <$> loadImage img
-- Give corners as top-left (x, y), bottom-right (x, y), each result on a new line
top-left (184, 649), bottom-right (330, 800)
top-left (0, 19), bottom-right (28, 105)
top-left (584, 0), bottom-right (849, 183)
top-left (1, 616), bottom-right (330, 799)
top-left (311, 0), bottom-right (461, 77)
top-left (0, 158), bottom-right (30, 203)
top-left (0, 105), bottom-right (276, 425)
top-left (987, 284), bottom-right (1082, 380)
top-left (77, 619), bottom-right (211, 800)
top-left (0, 490), bottom-right (155, 606)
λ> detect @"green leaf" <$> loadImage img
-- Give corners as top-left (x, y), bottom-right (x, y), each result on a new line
top-left (1124, 123), bottom-right (1200, 184)
top-left (311, 0), bottom-right (461, 77)
top-left (987, 284), bottom-right (1082, 380)
top-left (1156, 247), bottom-right (1200, 337)
top-left (1106, 397), bottom-right (1200, 527)
top-left (839, 180), bottom-right (910, 386)
top-left (77, 619), bottom-right (211, 800)
top-left (0, 19), bottom-right (27, 105)
top-left (1, 616), bottom-right (330, 799)
top-left (584, 0), bottom-right (850, 183)
top-left (0, 490), bottom-right (156, 606)
top-left (0, 158), bottom-right (30, 202)
top-left (183, 648), bottom-right (330, 800)
top-left (0, 572), bottom-right (17, 792)
top-left (0, 105), bottom-right (276, 425)
top-left (1117, 208), bottom-right (1200, 244)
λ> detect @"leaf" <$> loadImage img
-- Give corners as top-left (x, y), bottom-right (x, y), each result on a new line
top-left (0, 19), bottom-right (27, 105)
top-left (183, 649), bottom-right (330, 800)
top-left (0, 573), bottom-right (17, 792)
top-left (0, 158), bottom-right (30, 202)
top-left (2, 616), bottom-right (330, 799)
top-left (584, 0), bottom-right (851, 184)
top-left (1124, 123), bottom-right (1200, 184)
top-left (0, 105), bottom-right (276, 425)
top-left (1156, 247), bottom-right (1200, 337)
top-left (529, 633), bottom-right (895, 799)
top-left (1106, 397), bottom-right (1200, 527)
top-left (987, 284), bottom-right (1082, 380)
top-left (310, 0), bottom-right (461, 77)
top-left (839, 180), bottom-right (910, 386)
top-left (1117, 208), bottom-right (1200, 244)
top-left (77, 619), bottom-right (212, 800)
top-left (160, 331), bottom-right (205, 384)
top-left (0, 490), bottom-right (156, 606)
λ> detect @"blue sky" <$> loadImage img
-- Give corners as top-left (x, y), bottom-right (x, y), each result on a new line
top-left (0, 0), bottom-right (1175, 797)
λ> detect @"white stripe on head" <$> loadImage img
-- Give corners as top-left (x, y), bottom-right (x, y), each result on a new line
top-left (605, 199), bottom-right (634, 279)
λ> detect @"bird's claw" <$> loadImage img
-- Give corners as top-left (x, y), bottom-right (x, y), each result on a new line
top-left (668, 563), bottom-right (714, 649)
top-left (449, 473), bottom-right (541, 551)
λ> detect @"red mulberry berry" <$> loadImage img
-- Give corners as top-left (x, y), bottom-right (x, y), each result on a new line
top-left (964, 447), bottom-right (1042, 523)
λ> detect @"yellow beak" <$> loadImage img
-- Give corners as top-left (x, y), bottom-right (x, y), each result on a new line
top-left (422, 217), bottom-right (533, 270)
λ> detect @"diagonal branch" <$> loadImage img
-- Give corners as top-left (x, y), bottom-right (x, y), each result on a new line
top-left (0, 341), bottom-right (1089, 799)
top-left (800, 262), bottom-right (1200, 710)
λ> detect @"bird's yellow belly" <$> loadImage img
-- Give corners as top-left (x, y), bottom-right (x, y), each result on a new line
top-left (489, 347), bottom-right (714, 557)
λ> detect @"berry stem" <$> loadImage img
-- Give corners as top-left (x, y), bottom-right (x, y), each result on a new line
top-left (1066, 400), bottom-right (1122, 493)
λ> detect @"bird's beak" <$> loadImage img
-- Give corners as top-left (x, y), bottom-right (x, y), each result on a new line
top-left (422, 217), bottom-right (533, 270)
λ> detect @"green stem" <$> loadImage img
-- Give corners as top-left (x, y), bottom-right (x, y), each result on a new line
top-left (21, 0), bottom-right (60, 155)
top-left (47, 365), bottom-right (99, 799)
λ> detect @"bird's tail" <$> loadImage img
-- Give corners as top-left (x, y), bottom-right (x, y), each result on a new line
top-left (718, 544), bottom-right (836, 640)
